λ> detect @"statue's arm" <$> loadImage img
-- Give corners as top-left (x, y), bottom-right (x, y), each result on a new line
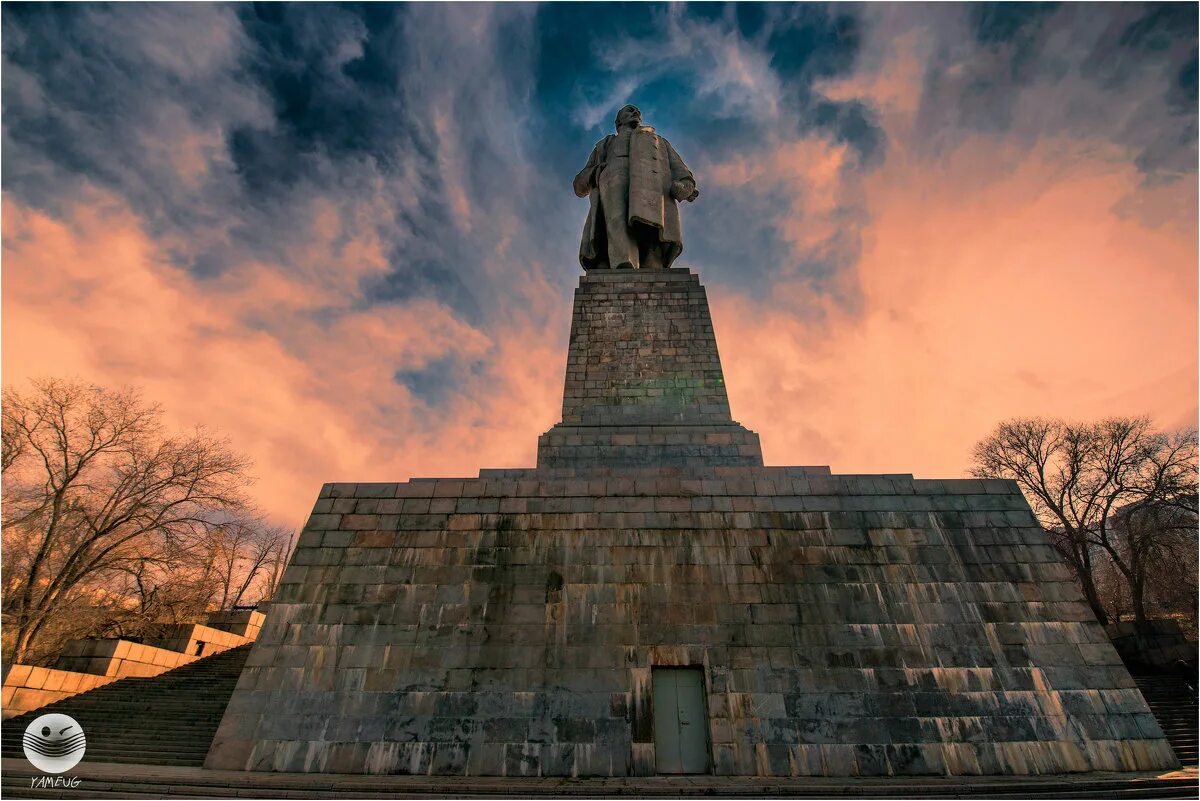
top-left (573, 141), bottom-right (604, 198)
top-left (665, 140), bottom-right (699, 202)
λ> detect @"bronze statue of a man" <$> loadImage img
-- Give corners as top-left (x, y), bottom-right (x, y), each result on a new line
top-left (573, 104), bottom-right (699, 271)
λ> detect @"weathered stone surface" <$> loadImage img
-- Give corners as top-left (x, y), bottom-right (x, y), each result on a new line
top-left (207, 268), bottom-right (1176, 777)
top-left (2, 666), bottom-right (117, 719)
top-left (206, 469), bottom-right (1176, 776)
top-left (559, 269), bottom-right (733, 426)
top-left (541, 268), bottom-right (762, 469)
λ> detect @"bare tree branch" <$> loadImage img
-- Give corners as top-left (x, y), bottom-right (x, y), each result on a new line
top-left (972, 416), bottom-right (1198, 630)
top-left (2, 379), bottom-right (258, 664)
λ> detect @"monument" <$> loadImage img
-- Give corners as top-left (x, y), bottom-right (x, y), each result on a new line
top-left (205, 109), bottom-right (1178, 777)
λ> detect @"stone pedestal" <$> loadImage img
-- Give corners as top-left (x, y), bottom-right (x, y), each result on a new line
top-left (206, 269), bottom-right (1177, 777)
top-left (539, 268), bottom-right (762, 469)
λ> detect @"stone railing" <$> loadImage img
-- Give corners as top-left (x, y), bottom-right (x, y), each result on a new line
top-left (2, 665), bottom-right (117, 719)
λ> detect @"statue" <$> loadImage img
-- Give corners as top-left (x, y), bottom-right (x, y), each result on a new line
top-left (573, 104), bottom-right (699, 271)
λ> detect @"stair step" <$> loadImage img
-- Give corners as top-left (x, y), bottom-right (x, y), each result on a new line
top-left (0, 769), bottom-right (1196, 800)
top-left (1132, 672), bottom-right (1199, 767)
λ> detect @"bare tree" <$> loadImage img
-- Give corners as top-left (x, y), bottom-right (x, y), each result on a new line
top-left (1142, 523), bottom-right (1199, 637)
top-left (1093, 551), bottom-right (1131, 624)
top-left (2, 379), bottom-right (253, 664)
top-left (972, 417), bottom-right (1198, 629)
top-left (262, 530), bottom-right (296, 603)
top-left (100, 554), bottom-right (217, 640)
top-left (204, 518), bottom-right (293, 610)
top-left (1108, 494), bottom-right (1198, 630)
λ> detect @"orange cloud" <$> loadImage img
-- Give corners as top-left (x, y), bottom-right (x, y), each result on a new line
top-left (693, 5), bottom-right (1197, 479)
top-left (714, 111), bottom-right (1196, 478)
top-left (2, 192), bottom-right (566, 528)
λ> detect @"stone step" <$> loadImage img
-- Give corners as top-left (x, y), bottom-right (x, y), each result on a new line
top-left (5, 738), bottom-right (217, 753)
top-left (12, 746), bottom-right (211, 757)
top-left (71, 755), bottom-right (208, 765)
top-left (5, 705), bottom-right (231, 715)
top-left (1, 762), bottom-right (1197, 799)
top-left (39, 699), bottom-right (236, 705)
top-left (2, 715), bottom-right (228, 732)
top-left (8, 735), bottom-right (218, 748)
top-left (4, 788), bottom-right (1195, 799)
top-left (2, 732), bottom-right (222, 749)
top-left (51, 736), bottom-right (218, 748)
top-left (1133, 672), bottom-right (1200, 767)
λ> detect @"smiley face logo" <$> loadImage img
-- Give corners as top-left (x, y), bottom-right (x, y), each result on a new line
top-left (22, 713), bottom-right (86, 773)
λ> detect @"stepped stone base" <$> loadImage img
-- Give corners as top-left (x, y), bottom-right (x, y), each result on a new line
top-left (1, 638), bottom-right (212, 716)
top-left (206, 469), bottom-right (1177, 777)
top-left (541, 268), bottom-right (764, 471)
top-left (55, 637), bottom-right (194, 677)
top-left (143, 622), bottom-right (253, 659)
top-left (204, 610), bottom-right (268, 640)
top-left (537, 424), bottom-right (763, 469)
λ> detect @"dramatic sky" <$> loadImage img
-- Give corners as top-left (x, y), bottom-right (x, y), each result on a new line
top-left (3, 2), bottom-right (1196, 528)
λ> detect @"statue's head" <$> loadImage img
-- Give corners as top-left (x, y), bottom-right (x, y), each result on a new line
top-left (614, 104), bottom-right (642, 130)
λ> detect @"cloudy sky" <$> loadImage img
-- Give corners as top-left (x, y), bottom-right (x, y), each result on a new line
top-left (3, 2), bottom-right (1196, 528)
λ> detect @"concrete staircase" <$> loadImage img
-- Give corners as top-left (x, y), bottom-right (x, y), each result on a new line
top-left (1, 644), bottom-right (250, 767)
top-left (1133, 672), bottom-right (1199, 766)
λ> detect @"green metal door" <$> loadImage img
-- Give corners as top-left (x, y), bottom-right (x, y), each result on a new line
top-left (652, 667), bottom-right (710, 774)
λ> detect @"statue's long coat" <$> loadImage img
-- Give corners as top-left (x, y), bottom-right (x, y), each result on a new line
top-left (573, 127), bottom-right (696, 271)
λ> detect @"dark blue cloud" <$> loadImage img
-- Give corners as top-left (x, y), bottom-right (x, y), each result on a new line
top-left (970, 3), bottom-right (1060, 45)
top-left (1118, 2), bottom-right (1198, 52)
top-left (395, 356), bottom-right (482, 406)
top-left (808, 99), bottom-right (885, 166)
top-left (767, 6), bottom-right (860, 80)
top-left (906, 2), bottom-right (1196, 185)
top-left (360, 257), bottom-right (481, 323)
top-left (1169, 48), bottom-right (1198, 112)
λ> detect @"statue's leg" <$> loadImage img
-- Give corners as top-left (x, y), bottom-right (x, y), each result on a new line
top-left (599, 168), bottom-right (638, 269)
top-left (590, 200), bottom-right (610, 270)
top-left (639, 238), bottom-right (665, 270)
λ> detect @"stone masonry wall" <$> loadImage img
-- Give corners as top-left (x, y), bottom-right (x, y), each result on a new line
top-left (56, 638), bottom-right (201, 678)
top-left (560, 269), bottom-right (731, 426)
top-left (537, 423), bottom-right (763, 471)
top-left (2, 666), bottom-right (116, 719)
top-left (540, 269), bottom-right (762, 470)
top-left (206, 610), bottom-right (267, 640)
top-left (206, 471), bottom-right (1177, 776)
